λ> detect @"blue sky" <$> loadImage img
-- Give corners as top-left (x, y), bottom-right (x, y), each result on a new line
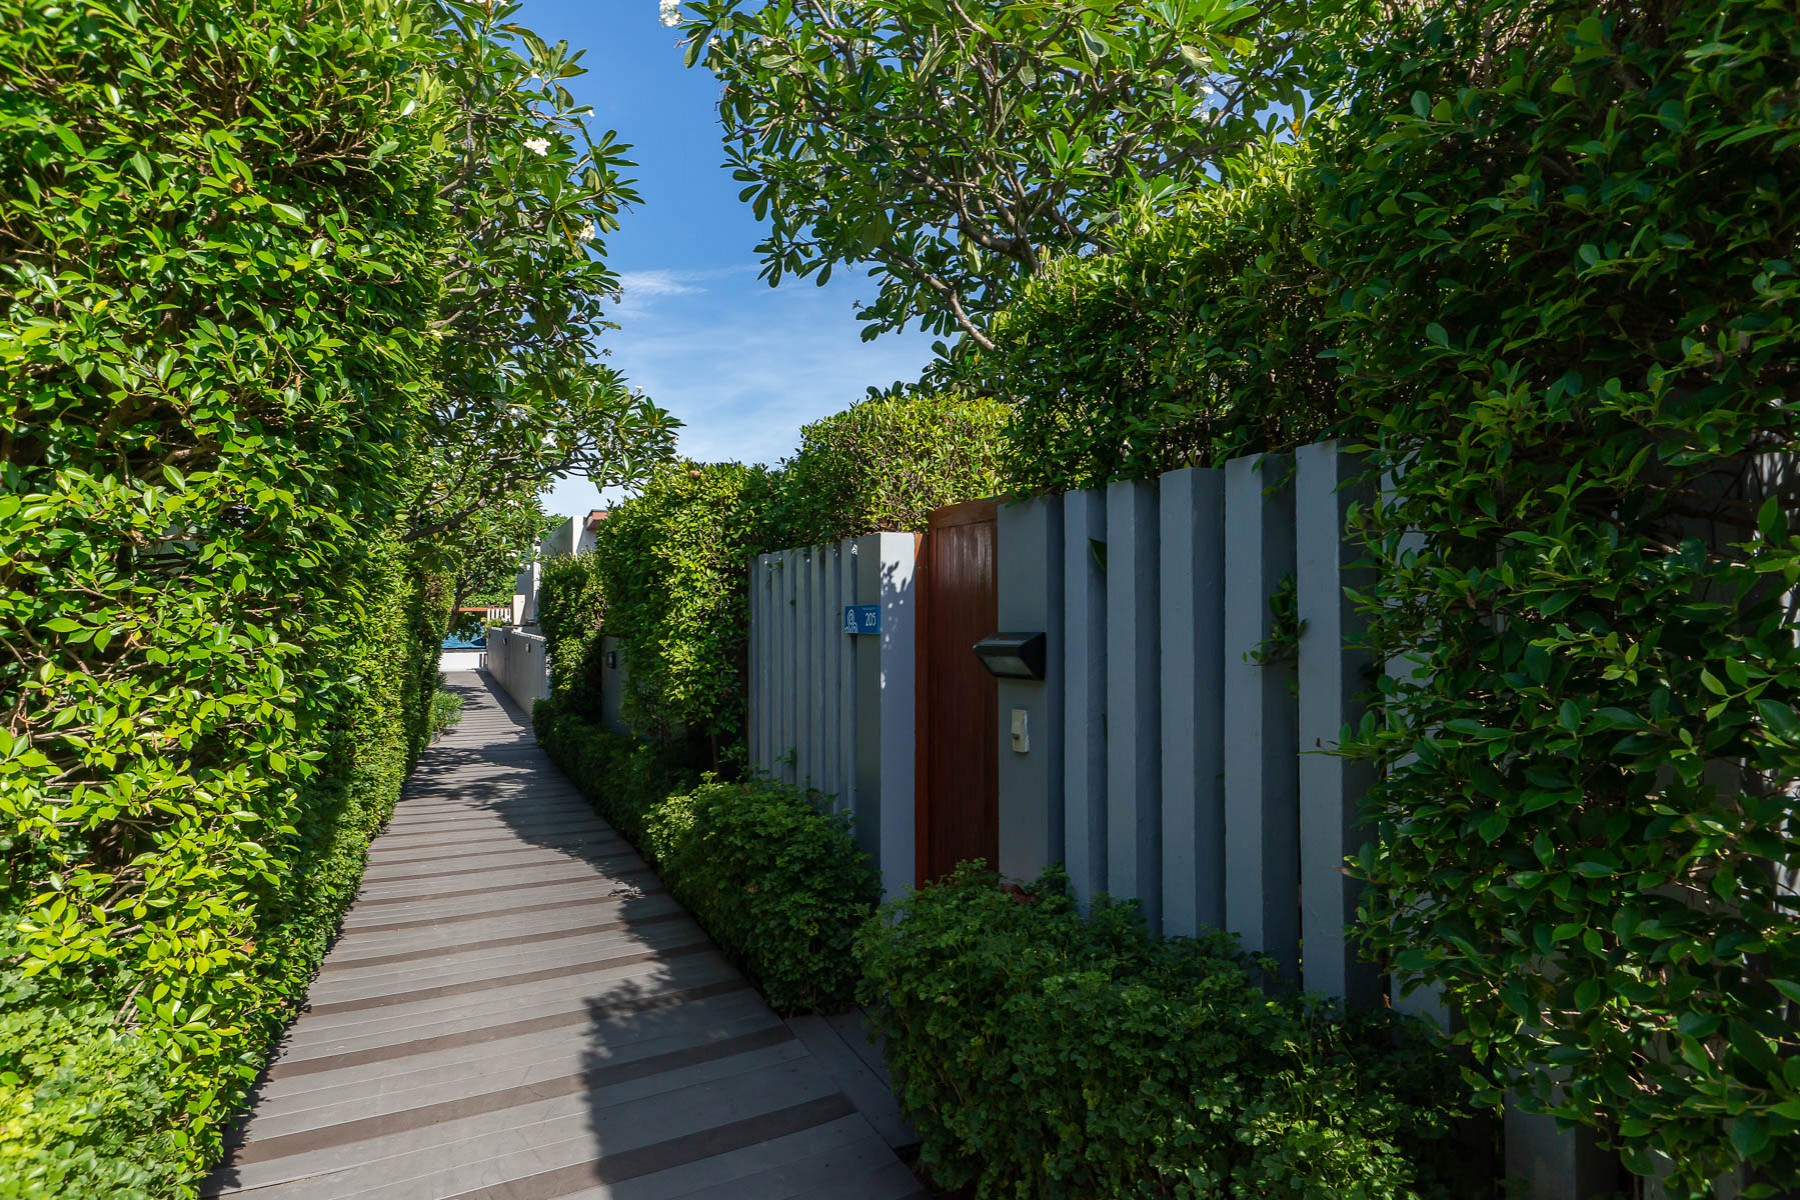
top-left (527, 1), bottom-right (935, 521)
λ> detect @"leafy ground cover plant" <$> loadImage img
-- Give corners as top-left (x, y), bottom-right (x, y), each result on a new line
top-left (429, 682), bottom-right (466, 740)
top-left (857, 868), bottom-right (1480, 1199)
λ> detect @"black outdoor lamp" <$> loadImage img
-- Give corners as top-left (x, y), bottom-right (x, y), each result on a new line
top-left (972, 632), bottom-right (1047, 681)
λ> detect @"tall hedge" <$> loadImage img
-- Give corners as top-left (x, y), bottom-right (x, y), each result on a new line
top-left (569, 391), bottom-right (1009, 764)
top-left (771, 390), bottom-right (1008, 544)
top-left (589, 460), bottom-right (779, 762)
top-left (987, 141), bottom-right (1337, 493)
top-left (1319, 1), bottom-right (1800, 1189)
top-left (0, 3), bottom-right (450, 1193)
top-left (536, 550), bottom-right (607, 718)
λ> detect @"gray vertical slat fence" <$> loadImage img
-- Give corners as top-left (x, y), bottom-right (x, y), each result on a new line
top-left (1061, 488), bottom-right (1109, 907)
top-left (749, 534), bottom-right (917, 898)
top-left (1105, 479), bottom-right (1162, 932)
top-left (1158, 467), bottom-right (1226, 939)
top-left (1221, 452), bottom-right (1301, 979)
top-left (746, 438), bottom-right (1647, 1198)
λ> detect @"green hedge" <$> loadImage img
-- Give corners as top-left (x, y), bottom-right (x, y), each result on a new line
top-left (771, 390), bottom-right (1009, 545)
top-left (1314, 1), bottom-right (1800, 1188)
top-left (533, 700), bottom-right (877, 1013)
top-left (857, 869), bottom-right (1480, 1199)
top-left (0, 3), bottom-right (451, 1192)
top-left (645, 781), bottom-right (879, 1013)
top-left (588, 460), bottom-right (778, 764)
top-left (536, 551), bottom-right (607, 718)
top-left (988, 141), bottom-right (1337, 493)
top-left (533, 698), bottom-right (699, 847)
top-left (557, 390), bottom-right (1008, 767)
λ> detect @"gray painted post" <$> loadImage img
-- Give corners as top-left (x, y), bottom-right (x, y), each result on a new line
top-left (1159, 467), bottom-right (1227, 938)
top-left (874, 532), bottom-right (917, 899)
top-left (781, 550), bottom-right (799, 786)
top-left (1222, 452), bottom-right (1301, 979)
top-left (996, 495), bottom-right (1065, 881)
top-left (853, 537), bottom-right (883, 865)
top-left (748, 556), bottom-right (762, 772)
top-left (1505, 1100), bottom-right (1621, 1200)
top-left (837, 540), bottom-right (858, 815)
top-left (761, 555), bottom-right (775, 777)
top-left (1061, 489), bottom-right (1108, 906)
top-left (1106, 479), bottom-right (1162, 931)
top-left (809, 548), bottom-right (828, 792)
top-left (1295, 442), bottom-right (1381, 1006)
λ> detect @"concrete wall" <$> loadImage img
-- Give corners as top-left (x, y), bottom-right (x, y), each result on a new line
top-left (748, 534), bottom-right (917, 898)
top-left (485, 626), bottom-right (551, 711)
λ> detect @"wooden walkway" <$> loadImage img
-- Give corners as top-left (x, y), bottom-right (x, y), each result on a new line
top-left (206, 672), bottom-right (923, 1200)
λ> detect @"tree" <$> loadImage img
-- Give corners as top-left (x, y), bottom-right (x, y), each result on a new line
top-left (673, 0), bottom-right (1315, 348)
top-left (407, 3), bottom-right (680, 547)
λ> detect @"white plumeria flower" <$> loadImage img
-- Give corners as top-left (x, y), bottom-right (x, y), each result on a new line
top-left (658, 0), bottom-right (681, 26)
top-left (523, 136), bottom-right (549, 156)
top-left (580, 220), bottom-right (596, 240)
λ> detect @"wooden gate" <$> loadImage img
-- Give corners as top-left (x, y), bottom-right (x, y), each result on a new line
top-left (915, 499), bottom-right (999, 884)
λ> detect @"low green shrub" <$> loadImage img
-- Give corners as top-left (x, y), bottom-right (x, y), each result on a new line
top-left (429, 683), bottom-right (465, 740)
top-left (534, 700), bottom-right (876, 1014)
top-left (646, 781), bottom-right (878, 1014)
top-left (857, 868), bottom-right (1479, 1199)
top-left (533, 698), bottom-right (700, 845)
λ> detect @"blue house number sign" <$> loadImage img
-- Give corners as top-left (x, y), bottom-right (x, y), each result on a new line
top-left (843, 604), bottom-right (881, 635)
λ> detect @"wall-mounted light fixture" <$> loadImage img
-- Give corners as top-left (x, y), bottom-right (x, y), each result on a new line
top-left (972, 632), bottom-right (1047, 681)
top-left (604, 649), bottom-right (620, 669)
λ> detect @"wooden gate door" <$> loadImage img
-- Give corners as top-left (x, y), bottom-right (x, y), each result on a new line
top-left (915, 499), bottom-right (999, 884)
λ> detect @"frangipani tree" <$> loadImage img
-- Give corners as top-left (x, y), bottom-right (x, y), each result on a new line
top-left (413, 2), bottom-right (679, 549)
top-left (670, 0), bottom-right (1315, 348)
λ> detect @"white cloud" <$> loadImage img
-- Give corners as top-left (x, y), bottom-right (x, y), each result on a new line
top-left (615, 268), bottom-right (710, 299)
top-left (544, 263), bottom-right (937, 524)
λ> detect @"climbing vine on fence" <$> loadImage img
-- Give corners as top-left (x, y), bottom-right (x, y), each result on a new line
top-left (1325, 0), bottom-right (1800, 1188)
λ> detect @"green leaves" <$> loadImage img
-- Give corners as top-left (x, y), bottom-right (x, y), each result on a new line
top-left (1329, 0), bottom-right (1800, 1189)
top-left (675, 0), bottom-right (1313, 344)
top-left (0, 0), bottom-right (632, 1191)
top-left (857, 868), bottom-right (1480, 1195)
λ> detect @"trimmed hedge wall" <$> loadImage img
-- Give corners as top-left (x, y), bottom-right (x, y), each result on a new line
top-left (770, 390), bottom-right (1009, 546)
top-left (857, 868), bottom-right (1481, 1199)
top-left (1321, 1), bottom-right (1800, 1187)
top-left (536, 551), bottom-right (608, 721)
top-left (533, 700), bottom-right (878, 1013)
top-left (0, 4), bottom-right (453, 1191)
top-left (989, 141), bottom-right (1335, 494)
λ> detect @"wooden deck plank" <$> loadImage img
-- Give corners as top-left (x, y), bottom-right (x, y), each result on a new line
top-left (207, 672), bottom-right (913, 1200)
